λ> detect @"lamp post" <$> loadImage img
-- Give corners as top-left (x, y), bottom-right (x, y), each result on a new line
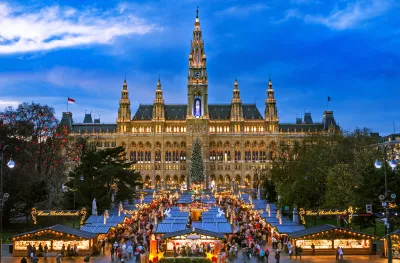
top-left (0, 144), bottom-right (15, 261)
top-left (374, 140), bottom-right (400, 263)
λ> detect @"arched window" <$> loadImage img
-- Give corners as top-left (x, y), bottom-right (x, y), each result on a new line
top-left (260, 149), bottom-right (266, 162)
top-left (130, 151), bottom-right (136, 162)
top-left (217, 150), bottom-right (223, 161)
top-left (138, 150), bottom-right (144, 162)
top-left (165, 150), bottom-right (171, 162)
top-left (252, 150), bottom-right (258, 162)
top-left (224, 150), bottom-right (231, 162)
top-left (155, 150), bottom-right (161, 162)
top-left (210, 150), bottom-right (216, 161)
top-left (245, 150), bottom-right (251, 162)
top-left (194, 96), bottom-right (201, 117)
top-left (145, 150), bottom-right (151, 162)
top-left (180, 151), bottom-right (186, 162)
top-left (235, 150), bottom-right (241, 162)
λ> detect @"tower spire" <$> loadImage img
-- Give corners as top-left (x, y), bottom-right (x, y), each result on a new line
top-left (153, 77), bottom-right (165, 121)
top-left (117, 78), bottom-right (131, 132)
top-left (187, 7), bottom-right (208, 118)
top-left (265, 78), bottom-right (279, 132)
top-left (231, 78), bottom-right (243, 122)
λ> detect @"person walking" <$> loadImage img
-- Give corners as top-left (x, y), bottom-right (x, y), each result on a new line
top-left (84, 254), bottom-right (91, 263)
top-left (110, 246), bottom-right (115, 262)
top-left (44, 243), bottom-right (48, 259)
top-left (260, 248), bottom-right (265, 262)
top-left (127, 244), bottom-right (133, 260)
top-left (288, 246), bottom-right (293, 259)
top-left (275, 249), bottom-right (280, 263)
top-left (299, 246), bottom-right (303, 260)
top-left (21, 257), bottom-right (28, 263)
top-left (67, 244), bottom-right (71, 258)
top-left (265, 248), bottom-right (270, 263)
top-left (32, 255), bottom-right (39, 263)
top-left (294, 245), bottom-right (298, 259)
top-left (339, 247), bottom-right (344, 261)
top-left (336, 246), bottom-right (340, 260)
top-left (61, 244), bottom-right (65, 258)
top-left (27, 244), bottom-right (32, 260)
top-left (102, 240), bottom-right (106, 255)
top-left (311, 243), bottom-right (315, 256)
top-left (56, 254), bottom-right (62, 263)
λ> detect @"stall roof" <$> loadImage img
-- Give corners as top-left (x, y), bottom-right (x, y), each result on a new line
top-left (12, 224), bottom-right (97, 239)
top-left (80, 225), bottom-right (112, 234)
top-left (162, 228), bottom-right (225, 240)
top-left (391, 230), bottom-right (400, 236)
top-left (192, 222), bottom-right (232, 234)
top-left (202, 218), bottom-right (228, 223)
top-left (85, 215), bottom-right (125, 225)
top-left (289, 224), bottom-right (377, 239)
top-left (155, 223), bottom-right (187, 233)
top-left (162, 219), bottom-right (188, 224)
top-left (170, 211), bottom-right (189, 217)
top-left (275, 224), bottom-right (305, 234)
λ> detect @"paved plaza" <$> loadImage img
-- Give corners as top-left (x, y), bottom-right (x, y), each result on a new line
top-left (1, 244), bottom-right (389, 263)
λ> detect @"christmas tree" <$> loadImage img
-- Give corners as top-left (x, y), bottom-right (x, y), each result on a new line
top-left (190, 137), bottom-right (204, 185)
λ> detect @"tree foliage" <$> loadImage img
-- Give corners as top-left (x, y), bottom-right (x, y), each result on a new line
top-left (64, 146), bottom-right (142, 214)
top-left (190, 138), bottom-right (204, 185)
top-left (0, 103), bottom-right (69, 224)
top-left (270, 128), bottom-right (398, 213)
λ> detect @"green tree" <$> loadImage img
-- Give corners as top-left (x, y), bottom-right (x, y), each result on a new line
top-left (0, 103), bottom-right (68, 224)
top-left (64, 146), bottom-right (142, 214)
top-left (190, 138), bottom-right (204, 185)
top-left (269, 128), bottom-right (392, 214)
top-left (324, 163), bottom-right (356, 208)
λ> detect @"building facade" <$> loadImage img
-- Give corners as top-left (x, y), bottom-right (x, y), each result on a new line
top-left (61, 11), bottom-right (338, 190)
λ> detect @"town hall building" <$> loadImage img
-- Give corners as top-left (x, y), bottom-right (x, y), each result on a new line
top-left (61, 10), bottom-right (338, 190)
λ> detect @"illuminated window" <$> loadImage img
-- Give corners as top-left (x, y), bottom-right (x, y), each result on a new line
top-left (194, 96), bottom-right (201, 117)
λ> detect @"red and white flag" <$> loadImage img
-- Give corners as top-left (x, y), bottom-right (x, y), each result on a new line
top-left (68, 98), bottom-right (75, 104)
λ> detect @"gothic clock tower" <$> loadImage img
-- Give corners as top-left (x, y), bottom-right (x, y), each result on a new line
top-left (187, 8), bottom-right (209, 119)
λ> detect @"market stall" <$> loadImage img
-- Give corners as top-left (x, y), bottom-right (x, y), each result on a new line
top-left (162, 228), bottom-right (225, 257)
top-left (385, 230), bottom-right (400, 258)
top-left (289, 224), bottom-right (377, 255)
top-left (11, 224), bottom-right (97, 257)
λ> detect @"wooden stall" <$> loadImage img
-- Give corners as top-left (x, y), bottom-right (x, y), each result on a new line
top-left (385, 230), bottom-right (400, 258)
top-left (289, 224), bottom-right (378, 255)
top-left (11, 224), bottom-right (97, 257)
top-left (162, 228), bottom-right (225, 253)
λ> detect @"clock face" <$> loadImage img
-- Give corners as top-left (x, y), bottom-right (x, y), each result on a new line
top-left (195, 71), bottom-right (200, 78)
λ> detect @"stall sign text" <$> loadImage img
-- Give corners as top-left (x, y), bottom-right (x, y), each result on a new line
top-left (305, 209), bottom-right (347, 216)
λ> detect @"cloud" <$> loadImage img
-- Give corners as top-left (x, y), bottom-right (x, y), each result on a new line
top-left (0, 3), bottom-right (159, 54)
top-left (0, 99), bottom-right (20, 108)
top-left (215, 3), bottom-right (267, 16)
top-left (281, 0), bottom-right (394, 30)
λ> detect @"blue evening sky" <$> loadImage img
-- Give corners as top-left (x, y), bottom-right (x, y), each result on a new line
top-left (0, 0), bottom-right (399, 135)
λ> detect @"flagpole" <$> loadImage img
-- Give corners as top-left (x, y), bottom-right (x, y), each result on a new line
top-left (67, 98), bottom-right (69, 113)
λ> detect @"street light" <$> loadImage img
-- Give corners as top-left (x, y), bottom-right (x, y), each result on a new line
top-left (1, 144), bottom-right (15, 261)
top-left (374, 140), bottom-right (400, 263)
